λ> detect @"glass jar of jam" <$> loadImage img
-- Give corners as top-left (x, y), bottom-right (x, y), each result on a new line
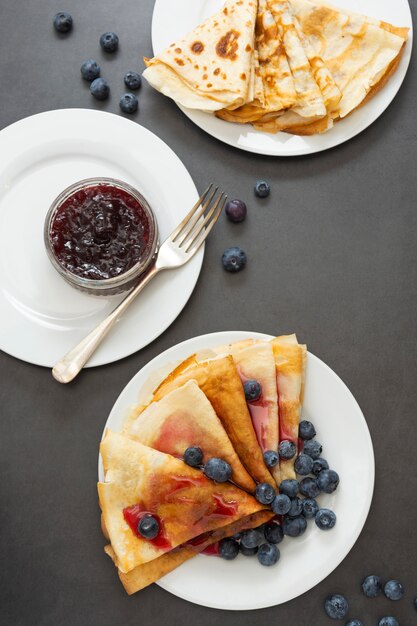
top-left (44, 178), bottom-right (158, 295)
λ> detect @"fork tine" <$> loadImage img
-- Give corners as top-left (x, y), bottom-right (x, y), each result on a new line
top-left (175, 185), bottom-right (218, 245)
top-left (185, 194), bottom-right (227, 254)
top-left (169, 184), bottom-right (213, 242)
top-left (182, 192), bottom-right (226, 249)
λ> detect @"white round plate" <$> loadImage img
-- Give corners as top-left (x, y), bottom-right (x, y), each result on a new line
top-left (101, 331), bottom-right (375, 610)
top-left (0, 109), bottom-right (203, 367)
top-left (151, 0), bottom-right (413, 156)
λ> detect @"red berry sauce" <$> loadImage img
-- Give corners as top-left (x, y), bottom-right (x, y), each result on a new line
top-left (50, 184), bottom-right (151, 280)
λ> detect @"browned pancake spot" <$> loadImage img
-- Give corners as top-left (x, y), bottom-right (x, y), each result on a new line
top-left (245, 44), bottom-right (252, 52)
top-left (216, 30), bottom-right (240, 61)
top-left (194, 64), bottom-right (199, 70)
top-left (175, 58), bottom-right (184, 66)
top-left (223, 7), bottom-right (228, 15)
top-left (213, 68), bottom-right (220, 76)
top-left (240, 73), bottom-right (246, 80)
top-left (175, 48), bottom-right (182, 54)
top-left (191, 41), bottom-right (204, 54)
top-left (206, 83), bottom-right (213, 88)
top-left (202, 74), bottom-right (208, 80)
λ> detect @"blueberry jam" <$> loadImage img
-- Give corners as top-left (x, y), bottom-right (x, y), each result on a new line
top-left (49, 184), bottom-right (152, 280)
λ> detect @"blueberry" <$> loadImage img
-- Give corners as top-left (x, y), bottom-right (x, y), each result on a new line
top-left (346, 621), bottom-right (363, 626)
top-left (279, 479), bottom-right (299, 498)
top-left (90, 78), bottom-right (110, 101)
top-left (288, 497), bottom-right (303, 518)
top-left (254, 180), bottom-right (270, 198)
top-left (299, 477), bottom-right (320, 498)
top-left (183, 446), bottom-right (203, 467)
top-left (378, 618), bottom-right (399, 626)
top-left (263, 450), bottom-right (279, 468)
top-left (282, 515), bottom-right (307, 537)
top-left (255, 482), bottom-right (276, 505)
top-left (303, 439), bottom-right (322, 459)
top-left (279, 440), bottom-right (297, 460)
top-left (53, 11), bottom-right (73, 33)
top-left (271, 493), bottom-right (291, 515)
top-left (138, 514), bottom-right (159, 539)
top-left (299, 419), bottom-right (316, 440)
top-left (263, 522), bottom-right (284, 544)
top-left (218, 538), bottom-right (239, 560)
top-left (81, 59), bottom-right (100, 81)
top-left (231, 532), bottom-right (241, 541)
top-left (324, 594), bottom-right (349, 620)
top-left (241, 528), bottom-right (263, 549)
top-left (221, 246), bottom-right (247, 272)
top-left (204, 457), bottom-right (232, 483)
top-left (124, 70), bottom-right (142, 90)
top-left (317, 469), bottom-right (340, 494)
top-left (225, 198), bottom-right (247, 223)
top-left (312, 458), bottom-right (329, 476)
top-left (294, 453), bottom-right (314, 475)
top-left (240, 543), bottom-right (258, 556)
top-left (119, 93), bottom-right (138, 114)
top-left (315, 508), bottom-right (337, 530)
top-left (302, 498), bottom-right (319, 519)
top-left (100, 31), bottom-right (119, 52)
top-left (384, 580), bottom-right (405, 601)
top-left (243, 379), bottom-right (262, 402)
top-left (257, 543), bottom-right (280, 566)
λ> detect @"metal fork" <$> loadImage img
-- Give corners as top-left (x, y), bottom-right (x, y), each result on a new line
top-left (52, 185), bottom-right (226, 383)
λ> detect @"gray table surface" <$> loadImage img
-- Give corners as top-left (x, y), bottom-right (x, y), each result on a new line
top-left (1, 1), bottom-right (416, 624)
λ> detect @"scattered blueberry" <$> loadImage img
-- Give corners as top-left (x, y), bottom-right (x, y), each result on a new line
top-left (241, 528), bottom-right (263, 549)
top-left (119, 92), bottom-right (138, 114)
top-left (254, 180), bottom-right (270, 198)
top-left (317, 469), bottom-right (340, 494)
top-left (299, 419), bottom-right (316, 440)
top-left (53, 11), bottom-right (73, 33)
top-left (288, 497), bottom-right (303, 518)
top-left (225, 198), bottom-right (247, 223)
top-left (90, 77), bottom-right (110, 100)
top-left (279, 440), bottom-right (297, 460)
top-left (303, 439), bottom-right (322, 460)
top-left (124, 70), bottom-right (142, 90)
top-left (138, 513), bottom-right (159, 539)
top-left (183, 446), bottom-right (203, 467)
top-left (257, 543), bottom-right (280, 566)
top-left (384, 580), bottom-right (405, 601)
top-left (263, 522), bottom-right (284, 544)
top-left (302, 498), bottom-right (319, 519)
top-left (299, 477), bottom-right (320, 498)
top-left (324, 594), bottom-right (349, 620)
top-left (279, 479), bottom-right (299, 498)
top-left (263, 450), bottom-right (279, 468)
top-left (312, 458), bottom-right (329, 476)
top-left (243, 379), bottom-right (262, 402)
top-left (378, 618), bottom-right (399, 626)
top-left (240, 543), bottom-right (258, 556)
top-left (219, 538), bottom-right (239, 560)
top-left (255, 482), bottom-right (276, 505)
top-left (221, 246), bottom-right (247, 272)
top-left (100, 31), bottom-right (119, 52)
top-left (204, 457), bottom-right (232, 483)
top-left (294, 453), bottom-right (314, 475)
top-left (271, 493), bottom-right (291, 515)
top-left (80, 59), bottom-right (100, 81)
top-left (315, 508), bottom-right (337, 530)
top-left (346, 621), bottom-right (363, 626)
top-left (282, 515), bottom-right (307, 537)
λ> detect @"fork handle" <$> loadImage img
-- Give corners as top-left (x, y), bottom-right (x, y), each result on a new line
top-left (52, 264), bottom-right (160, 383)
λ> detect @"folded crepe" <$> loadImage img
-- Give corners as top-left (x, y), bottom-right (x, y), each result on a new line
top-left (99, 430), bottom-right (266, 573)
top-left (123, 380), bottom-right (255, 493)
top-left (143, 0), bottom-right (258, 111)
top-left (214, 340), bottom-right (280, 485)
top-left (271, 334), bottom-right (306, 481)
top-left (289, 0), bottom-right (408, 120)
top-left (151, 355), bottom-right (276, 487)
top-left (105, 509), bottom-right (274, 595)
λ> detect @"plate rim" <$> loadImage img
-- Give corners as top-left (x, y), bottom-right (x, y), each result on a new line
top-left (151, 0), bottom-right (413, 156)
top-left (100, 330), bottom-right (375, 610)
top-left (0, 108), bottom-right (204, 368)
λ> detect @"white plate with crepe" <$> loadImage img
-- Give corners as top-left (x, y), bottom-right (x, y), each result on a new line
top-left (103, 331), bottom-right (375, 610)
top-left (0, 109), bottom-right (203, 367)
top-left (149, 0), bottom-right (413, 156)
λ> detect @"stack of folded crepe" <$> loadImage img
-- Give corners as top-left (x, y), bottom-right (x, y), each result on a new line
top-left (98, 333), bottom-right (308, 595)
top-left (143, 0), bottom-right (408, 135)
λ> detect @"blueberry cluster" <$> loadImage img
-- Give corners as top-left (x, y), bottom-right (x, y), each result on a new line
top-left (219, 521), bottom-right (282, 566)
top-left (183, 446), bottom-right (232, 483)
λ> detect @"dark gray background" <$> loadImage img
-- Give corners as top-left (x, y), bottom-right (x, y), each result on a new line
top-left (1, 0), bottom-right (416, 624)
